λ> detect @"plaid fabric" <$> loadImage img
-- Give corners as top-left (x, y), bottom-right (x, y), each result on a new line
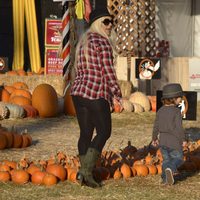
top-left (71, 32), bottom-right (122, 105)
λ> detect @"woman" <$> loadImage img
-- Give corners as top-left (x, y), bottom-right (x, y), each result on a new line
top-left (70, 7), bottom-right (123, 188)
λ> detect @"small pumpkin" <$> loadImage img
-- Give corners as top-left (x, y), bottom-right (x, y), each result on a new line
top-left (12, 82), bottom-right (29, 90)
top-left (9, 96), bottom-right (32, 106)
top-left (133, 164), bottom-right (149, 176)
top-left (113, 168), bottom-right (122, 180)
top-left (9, 89), bottom-right (32, 100)
top-left (146, 164), bottom-right (157, 175)
top-left (21, 104), bottom-right (38, 118)
top-left (31, 171), bottom-right (46, 185)
top-left (0, 171), bottom-right (11, 182)
top-left (1, 89), bottom-right (10, 102)
top-left (46, 164), bottom-right (67, 181)
top-left (4, 85), bottom-right (16, 94)
top-left (0, 130), bottom-right (14, 148)
top-left (42, 173), bottom-right (57, 186)
top-left (4, 103), bottom-right (26, 119)
top-left (11, 169), bottom-right (30, 184)
top-left (21, 130), bottom-right (32, 148)
top-left (12, 132), bottom-right (23, 148)
top-left (120, 163), bottom-right (132, 179)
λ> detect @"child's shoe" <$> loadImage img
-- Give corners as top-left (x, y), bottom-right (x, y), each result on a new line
top-left (165, 168), bottom-right (174, 185)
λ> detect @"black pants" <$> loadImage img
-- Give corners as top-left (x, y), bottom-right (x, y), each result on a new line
top-left (72, 96), bottom-right (111, 155)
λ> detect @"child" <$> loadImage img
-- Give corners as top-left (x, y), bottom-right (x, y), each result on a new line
top-left (152, 83), bottom-right (187, 185)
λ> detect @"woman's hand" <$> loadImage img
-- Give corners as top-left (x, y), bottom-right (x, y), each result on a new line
top-left (113, 98), bottom-right (124, 113)
top-left (151, 139), bottom-right (159, 147)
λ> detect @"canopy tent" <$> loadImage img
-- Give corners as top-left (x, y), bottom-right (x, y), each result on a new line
top-left (156, 0), bottom-right (200, 57)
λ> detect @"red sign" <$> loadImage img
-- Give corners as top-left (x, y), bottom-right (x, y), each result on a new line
top-left (45, 19), bottom-right (62, 46)
top-left (45, 47), bottom-right (63, 75)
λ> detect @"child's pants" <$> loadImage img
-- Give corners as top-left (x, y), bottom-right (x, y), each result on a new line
top-left (160, 146), bottom-right (184, 181)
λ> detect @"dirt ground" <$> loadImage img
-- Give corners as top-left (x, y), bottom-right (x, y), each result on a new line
top-left (1, 106), bottom-right (200, 200)
top-left (1, 105), bottom-right (200, 163)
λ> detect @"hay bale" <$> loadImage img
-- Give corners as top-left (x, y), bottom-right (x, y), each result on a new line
top-left (0, 74), bottom-right (65, 96)
top-left (118, 80), bottom-right (133, 98)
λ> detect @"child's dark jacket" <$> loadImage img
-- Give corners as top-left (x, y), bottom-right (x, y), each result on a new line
top-left (152, 105), bottom-right (186, 151)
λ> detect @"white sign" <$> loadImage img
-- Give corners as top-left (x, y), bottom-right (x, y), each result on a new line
top-left (189, 57), bottom-right (200, 100)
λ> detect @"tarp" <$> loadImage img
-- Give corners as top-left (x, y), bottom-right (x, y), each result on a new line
top-left (156, 0), bottom-right (194, 57)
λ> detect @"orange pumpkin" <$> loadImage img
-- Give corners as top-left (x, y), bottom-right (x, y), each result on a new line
top-left (12, 132), bottom-right (23, 148)
top-left (113, 168), bottom-right (122, 179)
top-left (146, 164), bottom-right (157, 175)
top-left (11, 169), bottom-right (30, 184)
top-left (31, 171), bottom-right (46, 185)
top-left (32, 84), bottom-right (58, 117)
top-left (16, 69), bottom-right (27, 76)
top-left (148, 96), bottom-right (157, 112)
top-left (21, 133), bottom-right (32, 148)
top-left (12, 82), bottom-right (29, 90)
top-left (133, 164), bottom-right (149, 176)
top-left (9, 96), bottom-right (32, 106)
top-left (2, 160), bottom-right (17, 170)
top-left (9, 89), bottom-right (32, 100)
top-left (0, 130), bottom-right (14, 148)
top-left (26, 164), bottom-right (41, 176)
top-left (6, 70), bottom-right (18, 76)
top-left (0, 171), bottom-right (11, 182)
top-left (21, 104), bottom-right (38, 118)
top-left (120, 163), bottom-right (132, 179)
top-left (0, 89), bottom-right (10, 102)
top-left (42, 173), bottom-right (57, 186)
top-left (4, 85), bottom-right (16, 94)
top-left (46, 164), bottom-right (67, 181)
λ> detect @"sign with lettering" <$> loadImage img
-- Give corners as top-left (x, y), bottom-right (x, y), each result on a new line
top-left (189, 57), bottom-right (200, 100)
top-left (44, 47), bottom-right (63, 75)
top-left (45, 19), bottom-right (62, 46)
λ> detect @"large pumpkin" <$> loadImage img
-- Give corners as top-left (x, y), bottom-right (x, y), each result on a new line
top-left (32, 84), bottom-right (58, 117)
top-left (64, 84), bottom-right (76, 116)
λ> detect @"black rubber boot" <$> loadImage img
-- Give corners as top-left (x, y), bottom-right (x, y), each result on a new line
top-left (81, 148), bottom-right (101, 188)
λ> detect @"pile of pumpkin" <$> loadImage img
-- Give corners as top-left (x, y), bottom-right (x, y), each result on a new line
top-left (0, 139), bottom-right (199, 186)
top-left (115, 92), bottom-right (156, 113)
top-left (0, 81), bottom-right (76, 119)
top-left (0, 124), bottom-right (32, 150)
top-left (4, 68), bottom-right (44, 76)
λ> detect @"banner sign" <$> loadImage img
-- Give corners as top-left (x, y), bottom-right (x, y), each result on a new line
top-left (156, 90), bottom-right (197, 121)
top-left (45, 19), bottom-right (62, 46)
top-left (0, 57), bottom-right (9, 73)
top-left (135, 58), bottom-right (161, 79)
top-left (189, 57), bottom-right (200, 100)
top-left (45, 47), bottom-right (63, 75)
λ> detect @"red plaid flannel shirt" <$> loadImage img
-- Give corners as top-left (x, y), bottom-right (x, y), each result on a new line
top-left (71, 32), bottom-right (122, 105)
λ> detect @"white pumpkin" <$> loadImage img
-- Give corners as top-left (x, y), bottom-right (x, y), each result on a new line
top-left (132, 103), bottom-right (144, 113)
top-left (122, 98), bottom-right (134, 112)
top-left (129, 91), bottom-right (151, 111)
